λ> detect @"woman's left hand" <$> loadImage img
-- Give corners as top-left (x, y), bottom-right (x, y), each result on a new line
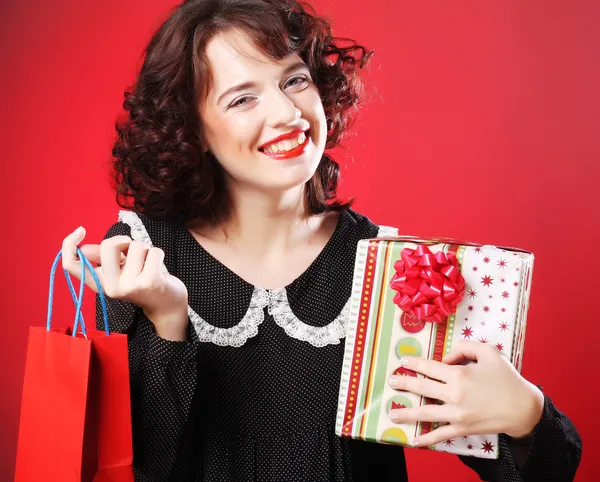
top-left (387, 340), bottom-right (545, 447)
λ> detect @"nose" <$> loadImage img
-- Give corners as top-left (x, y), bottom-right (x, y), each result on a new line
top-left (265, 87), bottom-right (301, 128)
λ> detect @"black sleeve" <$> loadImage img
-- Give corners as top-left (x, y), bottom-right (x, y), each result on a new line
top-left (95, 221), bottom-right (199, 482)
top-left (458, 391), bottom-right (582, 482)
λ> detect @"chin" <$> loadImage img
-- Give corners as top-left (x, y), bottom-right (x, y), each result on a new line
top-left (265, 176), bottom-right (312, 193)
top-left (257, 168), bottom-right (316, 194)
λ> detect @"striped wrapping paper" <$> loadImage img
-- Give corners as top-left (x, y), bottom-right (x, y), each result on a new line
top-left (335, 236), bottom-right (534, 459)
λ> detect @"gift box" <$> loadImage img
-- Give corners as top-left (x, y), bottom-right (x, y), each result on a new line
top-left (335, 236), bottom-right (534, 459)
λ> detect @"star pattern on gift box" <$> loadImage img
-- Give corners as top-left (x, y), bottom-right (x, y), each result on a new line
top-left (394, 243), bottom-right (531, 459)
top-left (432, 244), bottom-right (531, 458)
top-left (481, 275), bottom-right (494, 287)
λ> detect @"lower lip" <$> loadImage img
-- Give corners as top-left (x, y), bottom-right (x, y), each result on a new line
top-left (259, 132), bottom-right (310, 160)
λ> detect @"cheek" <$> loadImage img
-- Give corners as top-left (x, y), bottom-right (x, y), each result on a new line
top-left (311, 100), bottom-right (328, 147)
top-left (220, 117), bottom-right (260, 153)
top-left (306, 94), bottom-right (327, 132)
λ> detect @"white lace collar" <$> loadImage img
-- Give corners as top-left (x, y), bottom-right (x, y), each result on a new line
top-left (119, 210), bottom-right (398, 348)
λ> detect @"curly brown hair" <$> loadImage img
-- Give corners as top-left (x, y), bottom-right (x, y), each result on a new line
top-left (111, 0), bottom-right (373, 225)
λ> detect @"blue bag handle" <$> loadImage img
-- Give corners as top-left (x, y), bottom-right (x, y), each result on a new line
top-left (47, 248), bottom-right (110, 337)
top-left (63, 258), bottom-right (88, 336)
top-left (63, 250), bottom-right (110, 337)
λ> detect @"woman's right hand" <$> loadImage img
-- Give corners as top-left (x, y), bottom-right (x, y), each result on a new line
top-left (61, 226), bottom-right (190, 340)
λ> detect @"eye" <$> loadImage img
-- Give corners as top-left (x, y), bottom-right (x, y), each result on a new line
top-left (285, 75), bottom-right (309, 89)
top-left (229, 96), bottom-right (255, 109)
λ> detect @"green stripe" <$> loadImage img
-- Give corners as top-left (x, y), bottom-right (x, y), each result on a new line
top-left (444, 245), bottom-right (465, 357)
top-left (417, 319), bottom-right (440, 437)
top-left (364, 241), bottom-right (404, 441)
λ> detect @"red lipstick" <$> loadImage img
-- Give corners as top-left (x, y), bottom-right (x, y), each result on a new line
top-left (258, 129), bottom-right (310, 160)
top-left (258, 128), bottom-right (306, 150)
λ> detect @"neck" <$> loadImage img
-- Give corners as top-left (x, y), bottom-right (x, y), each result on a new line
top-left (197, 182), bottom-right (323, 259)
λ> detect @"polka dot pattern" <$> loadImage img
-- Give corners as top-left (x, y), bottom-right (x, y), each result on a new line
top-left (95, 210), bottom-right (581, 481)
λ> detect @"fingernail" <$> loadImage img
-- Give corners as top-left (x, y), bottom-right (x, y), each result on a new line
top-left (74, 226), bottom-right (84, 234)
top-left (388, 375), bottom-right (400, 388)
top-left (390, 411), bottom-right (401, 423)
top-left (400, 357), bottom-right (410, 367)
top-left (412, 439), bottom-right (421, 447)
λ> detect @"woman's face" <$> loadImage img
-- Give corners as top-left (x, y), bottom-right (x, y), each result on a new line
top-left (199, 28), bottom-right (327, 194)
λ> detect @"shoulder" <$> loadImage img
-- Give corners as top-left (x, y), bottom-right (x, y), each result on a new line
top-left (341, 209), bottom-right (399, 241)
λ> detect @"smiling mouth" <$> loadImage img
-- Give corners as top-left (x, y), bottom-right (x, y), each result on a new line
top-left (258, 130), bottom-right (309, 154)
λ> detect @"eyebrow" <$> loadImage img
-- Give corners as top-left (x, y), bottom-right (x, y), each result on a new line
top-left (216, 61), bottom-right (310, 106)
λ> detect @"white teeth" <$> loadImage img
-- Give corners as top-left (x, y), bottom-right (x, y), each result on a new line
top-left (262, 132), bottom-right (307, 154)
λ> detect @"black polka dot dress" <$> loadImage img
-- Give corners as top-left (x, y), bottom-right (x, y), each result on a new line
top-left (96, 209), bottom-right (581, 482)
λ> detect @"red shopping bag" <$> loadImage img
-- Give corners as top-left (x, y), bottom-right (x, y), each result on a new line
top-left (15, 248), bottom-right (134, 481)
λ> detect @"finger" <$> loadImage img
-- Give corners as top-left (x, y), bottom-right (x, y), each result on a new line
top-left (61, 227), bottom-right (101, 292)
top-left (61, 226), bottom-right (86, 270)
top-left (141, 247), bottom-right (166, 279)
top-left (389, 404), bottom-right (453, 425)
top-left (413, 423), bottom-right (460, 448)
top-left (79, 244), bottom-right (126, 266)
top-left (388, 374), bottom-right (448, 401)
top-left (78, 244), bottom-right (101, 264)
top-left (441, 351), bottom-right (468, 366)
top-left (100, 236), bottom-right (133, 289)
top-left (443, 340), bottom-right (498, 365)
top-left (122, 240), bottom-right (150, 279)
top-left (78, 245), bottom-right (126, 294)
top-left (399, 356), bottom-right (455, 382)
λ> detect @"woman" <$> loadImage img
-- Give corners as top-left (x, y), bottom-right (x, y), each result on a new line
top-left (61, 0), bottom-right (581, 480)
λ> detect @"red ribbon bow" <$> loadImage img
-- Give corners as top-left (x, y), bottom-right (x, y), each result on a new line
top-left (390, 245), bottom-right (466, 323)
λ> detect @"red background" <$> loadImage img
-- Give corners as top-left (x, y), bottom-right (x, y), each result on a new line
top-left (1, 0), bottom-right (597, 480)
